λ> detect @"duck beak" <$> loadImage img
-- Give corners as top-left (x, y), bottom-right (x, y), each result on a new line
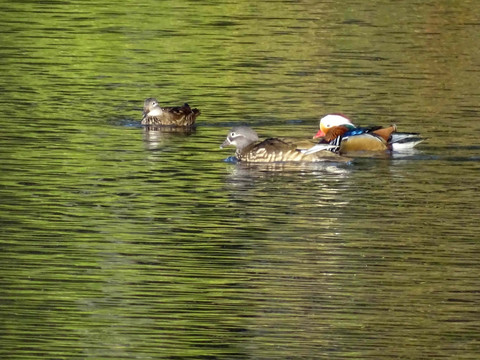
top-left (313, 129), bottom-right (325, 139)
top-left (220, 137), bottom-right (231, 149)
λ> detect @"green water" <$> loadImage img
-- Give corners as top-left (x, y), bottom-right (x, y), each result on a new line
top-left (1, 1), bottom-right (480, 359)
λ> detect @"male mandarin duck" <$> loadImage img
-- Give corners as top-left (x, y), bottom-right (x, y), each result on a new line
top-left (305, 114), bottom-right (424, 155)
top-left (141, 98), bottom-right (200, 127)
top-left (220, 126), bottom-right (346, 163)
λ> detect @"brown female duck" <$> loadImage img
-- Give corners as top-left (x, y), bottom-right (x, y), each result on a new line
top-left (220, 126), bottom-right (345, 163)
top-left (141, 98), bottom-right (200, 127)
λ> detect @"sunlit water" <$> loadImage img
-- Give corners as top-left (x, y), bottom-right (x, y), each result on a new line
top-left (1, 1), bottom-right (480, 359)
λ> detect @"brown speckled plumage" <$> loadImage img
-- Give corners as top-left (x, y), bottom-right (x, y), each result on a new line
top-left (221, 126), bottom-right (347, 163)
top-left (141, 98), bottom-right (200, 127)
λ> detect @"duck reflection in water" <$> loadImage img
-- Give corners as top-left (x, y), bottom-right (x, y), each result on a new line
top-left (223, 160), bottom-right (353, 186)
top-left (142, 127), bottom-right (196, 150)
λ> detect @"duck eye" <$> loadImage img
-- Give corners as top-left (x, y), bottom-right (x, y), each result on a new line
top-left (230, 132), bottom-right (235, 137)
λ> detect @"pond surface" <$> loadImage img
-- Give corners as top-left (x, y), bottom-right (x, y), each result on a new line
top-left (1, 1), bottom-right (480, 359)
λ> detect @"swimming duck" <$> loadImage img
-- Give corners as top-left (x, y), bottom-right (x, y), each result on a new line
top-left (141, 98), bottom-right (200, 127)
top-left (220, 126), bottom-right (344, 163)
top-left (306, 114), bottom-right (424, 155)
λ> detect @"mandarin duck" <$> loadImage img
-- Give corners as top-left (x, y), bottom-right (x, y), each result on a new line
top-left (141, 98), bottom-right (200, 127)
top-left (305, 114), bottom-right (424, 155)
top-left (220, 126), bottom-right (345, 163)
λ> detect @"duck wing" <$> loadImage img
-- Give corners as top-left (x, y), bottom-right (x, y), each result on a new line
top-left (161, 103), bottom-right (201, 126)
top-left (245, 138), bottom-right (343, 162)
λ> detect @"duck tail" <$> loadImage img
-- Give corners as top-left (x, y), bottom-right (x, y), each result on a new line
top-left (390, 132), bottom-right (425, 151)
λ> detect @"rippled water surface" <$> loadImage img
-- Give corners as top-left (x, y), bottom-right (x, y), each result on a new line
top-left (1, 1), bottom-right (480, 359)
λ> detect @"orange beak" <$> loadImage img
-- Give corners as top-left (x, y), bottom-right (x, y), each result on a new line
top-left (313, 129), bottom-right (325, 139)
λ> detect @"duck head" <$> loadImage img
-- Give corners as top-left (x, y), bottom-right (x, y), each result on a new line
top-left (314, 114), bottom-right (354, 138)
top-left (220, 126), bottom-right (259, 152)
top-left (142, 98), bottom-right (163, 119)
